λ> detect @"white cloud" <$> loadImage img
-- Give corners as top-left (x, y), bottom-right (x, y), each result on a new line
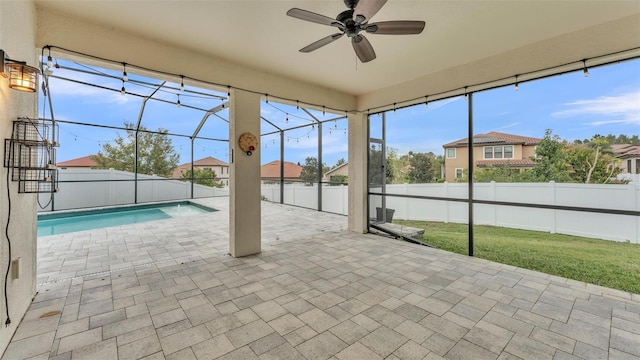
top-left (551, 91), bottom-right (640, 126)
top-left (260, 107), bottom-right (277, 118)
top-left (427, 96), bottom-right (462, 111)
top-left (284, 136), bottom-right (317, 150)
top-left (321, 141), bottom-right (348, 157)
top-left (586, 119), bottom-right (634, 127)
top-left (286, 131), bottom-right (344, 149)
top-left (48, 76), bottom-right (102, 96)
top-left (491, 122), bottom-right (519, 131)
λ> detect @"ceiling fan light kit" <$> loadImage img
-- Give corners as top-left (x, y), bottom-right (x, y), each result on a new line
top-left (287, 0), bottom-right (425, 63)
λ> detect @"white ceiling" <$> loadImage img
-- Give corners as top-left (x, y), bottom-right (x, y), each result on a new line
top-left (35, 0), bottom-right (640, 96)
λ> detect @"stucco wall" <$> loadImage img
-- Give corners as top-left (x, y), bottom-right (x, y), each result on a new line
top-left (0, 1), bottom-right (39, 356)
top-left (444, 144), bottom-right (537, 181)
top-left (444, 146), bottom-right (469, 181)
top-left (323, 163), bottom-right (349, 182)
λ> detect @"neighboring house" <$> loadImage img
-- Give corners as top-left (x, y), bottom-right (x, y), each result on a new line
top-left (612, 144), bottom-right (640, 174)
top-left (261, 160), bottom-right (303, 184)
top-left (172, 156), bottom-right (229, 185)
top-left (323, 162), bottom-right (348, 183)
top-left (57, 155), bottom-right (99, 170)
top-left (442, 131), bottom-right (541, 182)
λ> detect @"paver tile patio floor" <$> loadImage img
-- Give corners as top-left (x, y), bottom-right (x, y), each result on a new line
top-left (3, 198), bottom-right (639, 359)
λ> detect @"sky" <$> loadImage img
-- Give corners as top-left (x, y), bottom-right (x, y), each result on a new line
top-left (43, 57), bottom-right (639, 170)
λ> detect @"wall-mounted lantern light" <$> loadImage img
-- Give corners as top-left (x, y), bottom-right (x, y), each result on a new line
top-left (0, 49), bottom-right (39, 92)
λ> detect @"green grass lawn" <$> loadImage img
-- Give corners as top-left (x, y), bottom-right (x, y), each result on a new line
top-left (393, 220), bottom-right (640, 294)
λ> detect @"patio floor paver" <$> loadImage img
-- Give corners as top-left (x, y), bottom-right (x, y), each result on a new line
top-left (2, 197), bottom-right (639, 359)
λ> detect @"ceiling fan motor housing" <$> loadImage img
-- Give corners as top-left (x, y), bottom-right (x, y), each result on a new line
top-left (337, 9), bottom-right (354, 23)
top-left (344, 0), bottom-right (359, 10)
top-left (337, 10), bottom-right (361, 37)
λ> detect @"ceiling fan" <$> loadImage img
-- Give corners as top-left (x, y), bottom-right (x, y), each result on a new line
top-left (286, 0), bottom-right (425, 63)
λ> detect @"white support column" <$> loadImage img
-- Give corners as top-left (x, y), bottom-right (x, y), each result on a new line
top-left (229, 90), bottom-right (261, 257)
top-left (348, 112), bottom-right (368, 233)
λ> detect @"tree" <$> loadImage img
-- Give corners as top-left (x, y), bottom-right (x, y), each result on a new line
top-left (180, 168), bottom-right (223, 188)
top-left (388, 152), bottom-right (410, 184)
top-left (334, 158), bottom-right (346, 167)
top-left (299, 157), bottom-right (325, 184)
top-left (384, 148), bottom-right (401, 183)
top-left (407, 151), bottom-right (436, 183)
top-left (368, 145), bottom-right (395, 185)
top-left (566, 136), bottom-right (624, 184)
top-left (367, 149), bottom-right (445, 185)
top-left (329, 175), bottom-right (348, 184)
top-left (93, 121), bottom-right (179, 177)
top-left (602, 134), bottom-right (640, 145)
top-left (574, 134), bottom-right (640, 145)
top-left (473, 165), bottom-right (535, 183)
top-left (531, 129), bottom-right (572, 182)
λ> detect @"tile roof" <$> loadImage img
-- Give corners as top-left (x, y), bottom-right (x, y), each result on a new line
top-left (176, 156), bottom-right (229, 167)
top-left (57, 155), bottom-right (100, 168)
top-left (443, 132), bottom-right (541, 148)
top-left (611, 144), bottom-right (640, 158)
top-left (172, 156), bottom-right (229, 178)
top-left (261, 160), bottom-right (303, 179)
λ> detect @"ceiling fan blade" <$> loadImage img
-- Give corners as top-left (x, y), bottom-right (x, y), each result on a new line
top-left (300, 33), bottom-right (344, 53)
top-left (287, 8), bottom-right (337, 26)
top-left (352, 35), bottom-right (376, 63)
top-left (366, 21), bottom-right (426, 35)
top-left (353, 0), bottom-right (387, 23)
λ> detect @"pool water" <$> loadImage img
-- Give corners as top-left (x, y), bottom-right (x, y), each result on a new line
top-left (37, 202), bottom-right (214, 236)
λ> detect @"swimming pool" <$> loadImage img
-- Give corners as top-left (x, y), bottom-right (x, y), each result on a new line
top-left (37, 201), bottom-right (215, 236)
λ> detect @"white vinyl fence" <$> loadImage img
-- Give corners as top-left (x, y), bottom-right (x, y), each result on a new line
top-left (264, 182), bottom-right (639, 244)
top-left (38, 169), bottom-right (229, 211)
top-left (261, 183), bottom-right (349, 215)
top-left (41, 169), bottom-right (639, 243)
top-left (373, 182), bottom-right (640, 243)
